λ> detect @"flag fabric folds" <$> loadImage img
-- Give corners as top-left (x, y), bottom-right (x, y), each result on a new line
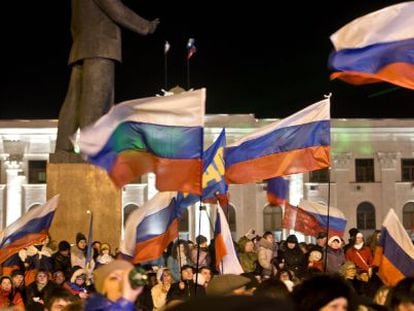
top-left (0, 195), bottom-right (59, 264)
top-left (120, 192), bottom-right (183, 264)
top-left (298, 200), bottom-right (347, 238)
top-left (329, 2), bottom-right (414, 90)
top-left (214, 205), bottom-right (244, 274)
top-left (266, 177), bottom-right (289, 206)
top-left (373, 209), bottom-right (414, 286)
top-left (187, 38), bottom-right (197, 59)
top-left (201, 129), bottom-right (228, 205)
top-left (282, 203), bottom-right (319, 237)
top-left (79, 89), bottom-right (205, 195)
top-left (225, 98), bottom-right (330, 184)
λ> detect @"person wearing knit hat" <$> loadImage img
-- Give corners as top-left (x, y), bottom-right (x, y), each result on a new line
top-left (85, 259), bottom-right (145, 310)
top-left (71, 232), bottom-right (95, 272)
top-left (206, 274), bottom-right (251, 296)
top-left (292, 274), bottom-right (357, 311)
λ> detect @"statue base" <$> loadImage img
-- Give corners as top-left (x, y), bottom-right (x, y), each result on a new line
top-left (47, 163), bottom-right (122, 250)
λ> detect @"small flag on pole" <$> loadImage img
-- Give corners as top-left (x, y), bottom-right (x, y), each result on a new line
top-left (187, 38), bottom-right (197, 60)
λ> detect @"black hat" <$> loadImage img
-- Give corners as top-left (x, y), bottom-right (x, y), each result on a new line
top-left (76, 232), bottom-right (86, 244)
top-left (286, 235), bottom-right (298, 244)
top-left (11, 270), bottom-right (24, 277)
top-left (316, 232), bottom-right (327, 239)
top-left (196, 235), bottom-right (208, 245)
top-left (348, 228), bottom-right (359, 237)
top-left (58, 240), bottom-right (71, 251)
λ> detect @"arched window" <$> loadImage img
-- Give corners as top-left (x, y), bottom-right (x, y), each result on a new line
top-left (263, 205), bottom-right (282, 234)
top-left (224, 204), bottom-right (237, 234)
top-left (123, 204), bottom-right (139, 226)
top-left (402, 202), bottom-right (414, 230)
top-left (357, 202), bottom-right (376, 230)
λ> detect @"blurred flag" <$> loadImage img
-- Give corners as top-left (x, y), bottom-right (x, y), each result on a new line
top-left (298, 200), bottom-right (347, 238)
top-left (329, 2), bottom-right (414, 90)
top-left (225, 98), bottom-right (330, 184)
top-left (373, 209), bottom-right (414, 286)
top-left (282, 203), bottom-right (319, 237)
top-left (187, 38), bottom-right (197, 59)
top-left (120, 192), bottom-right (182, 263)
top-left (214, 205), bottom-right (244, 274)
top-left (266, 177), bottom-right (289, 206)
top-left (0, 195), bottom-right (59, 264)
top-left (164, 41), bottom-right (170, 55)
top-left (78, 89), bottom-right (205, 195)
top-left (201, 129), bottom-right (228, 205)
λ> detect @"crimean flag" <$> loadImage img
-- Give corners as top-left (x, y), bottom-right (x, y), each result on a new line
top-left (78, 89), bottom-right (205, 195)
top-left (372, 208), bottom-right (414, 286)
top-left (214, 205), bottom-right (244, 274)
top-left (0, 195), bottom-right (59, 264)
top-left (225, 98), bottom-right (330, 184)
top-left (329, 2), bottom-right (414, 90)
top-left (282, 203), bottom-right (319, 237)
top-left (187, 38), bottom-right (197, 60)
top-left (266, 177), bottom-right (288, 206)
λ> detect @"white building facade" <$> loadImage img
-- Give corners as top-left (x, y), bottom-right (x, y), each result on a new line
top-left (1, 117), bottom-right (414, 243)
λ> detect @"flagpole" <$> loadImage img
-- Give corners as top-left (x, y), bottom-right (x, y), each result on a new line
top-left (194, 205), bottom-right (204, 296)
top-left (186, 57), bottom-right (190, 90)
top-left (85, 210), bottom-right (94, 284)
top-left (164, 41), bottom-right (169, 90)
top-left (324, 168), bottom-right (331, 272)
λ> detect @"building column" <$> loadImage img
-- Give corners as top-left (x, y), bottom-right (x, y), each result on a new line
top-left (5, 161), bottom-right (25, 226)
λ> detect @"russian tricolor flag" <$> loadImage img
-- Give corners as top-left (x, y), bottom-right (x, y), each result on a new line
top-left (0, 195), bottom-right (59, 264)
top-left (373, 209), bottom-right (414, 286)
top-left (225, 98), bottom-right (330, 184)
top-left (266, 177), bottom-right (289, 206)
top-left (329, 2), bottom-right (414, 90)
top-left (79, 89), bottom-right (205, 195)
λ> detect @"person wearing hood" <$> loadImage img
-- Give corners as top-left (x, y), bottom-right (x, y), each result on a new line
top-left (257, 232), bottom-right (277, 279)
top-left (326, 235), bottom-right (346, 274)
top-left (277, 235), bottom-right (307, 280)
top-left (237, 236), bottom-right (258, 274)
top-left (71, 232), bottom-right (95, 273)
top-left (345, 232), bottom-right (373, 275)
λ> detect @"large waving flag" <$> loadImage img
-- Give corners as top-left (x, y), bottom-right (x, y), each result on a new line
top-left (225, 98), bottom-right (330, 184)
top-left (214, 205), bottom-right (244, 274)
top-left (79, 89), bottom-right (205, 195)
top-left (329, 2), bottom-right (414, 90)
top-left (120, 192), bottom-right (183, 264)
top-left (298, 199), bottom-right (347, 238)
top-left (373, 209), bottom-right (414, 286)
top-left (266, 177), bottom-right (289, 206)
top-left (0, 195), bottom-right (59, 264)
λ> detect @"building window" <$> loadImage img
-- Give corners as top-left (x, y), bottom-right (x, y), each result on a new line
top-left (179, 207), bottom-right (189, 234)
top-left (263, 205), bottom-right (282, 233)
top-left (355, 159), bottom-right (375, 182)
top-left (309, 168), bottom-right (330, 183)
top-left (401, 159), bottom-right (414, 181)
top-left (357, 202), bottom-right (376, 230)
top-left (224, 205), bottom-right (237, 234)
top-left (402, 202), bottom-right (414, 230)
top-left (28, 160), bottom-right (47, 184)
top-left (123, 204), bottom-right (139, 226)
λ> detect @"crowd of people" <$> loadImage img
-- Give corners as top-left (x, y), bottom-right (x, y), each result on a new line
top-left (0, 228), bottom-right (412, 311)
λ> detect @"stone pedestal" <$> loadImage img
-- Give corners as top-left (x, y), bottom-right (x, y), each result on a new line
top-left (47, 163), bottom-right (121, 249)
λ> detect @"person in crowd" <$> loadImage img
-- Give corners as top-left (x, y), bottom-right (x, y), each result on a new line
top-left (167, 240), bottom-right (193, 282)
top-left (254, 278), bottom-right (291, 300)
top-left (10, 269), bottom-right (27, 304)
top-left (344, 228), bottom-right (359, 254)
top-left (151, 268), bottom-right (173, 310)
top-left (52, 270), bottom-right (66, 287)
top-left (307, 248), bottom-right (324, 272)
top-left (44, 288), bottom-right (80, 311)
top-left (292, 273), bottom-right (358, 311)
top-left (191, 235), bottom-right (211, 268)
top-left (257, 232), bottom-right (276, 279)
top-left (345, 232), bottom-right (373, 275)
top-left (19, 235), bottom-right (54, 285)
top-left (26, 269), bottom-right (57, 311)
top-left (339, 261), bottom-right (371, 305)
top-left (199, 266), bottom-right (212, 289)
top-left (326, 235), bottom-right (346, 274)
top-left (367, 230), bottom-right (381, 256)
top-left (167, 265), bottom-right (204, 303)
top-left (71, 233), bottom-right (94, 270)
top-left (314, 232), bottom-right (328, 255)
top-left (136, 272), bottom-right (157, 311)
top-left (388, 277), bottom-right (414, 311)
top-left (275, 269), bottom-right (295, 292)
top-left (63, 267), bottom-right (89, 300)
top-left (277, 234), bottom-right (307, 280)
top-left (92, 241), bottom-right (101, 262)
top-left (237, 236), bottom-right (258, 274)
top-left (84, 259), bottom-right (145, 310)
top-left (52, 240), bottom-right (72, 281)
top-left (205, 274), bottom-right (251, 296)
top-left (373, 285), bottom-right (392, 306)
top-left (96, 243), bottom-right (114, 267)
top-left (0, 275), bottom-right (24, 310)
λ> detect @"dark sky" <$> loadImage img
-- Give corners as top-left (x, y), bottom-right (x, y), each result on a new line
top-left (1, 0), bottom-right (412, 120)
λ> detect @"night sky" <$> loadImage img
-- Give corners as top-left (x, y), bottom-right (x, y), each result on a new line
top-left (1, 0), bottom-right (413, 120)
